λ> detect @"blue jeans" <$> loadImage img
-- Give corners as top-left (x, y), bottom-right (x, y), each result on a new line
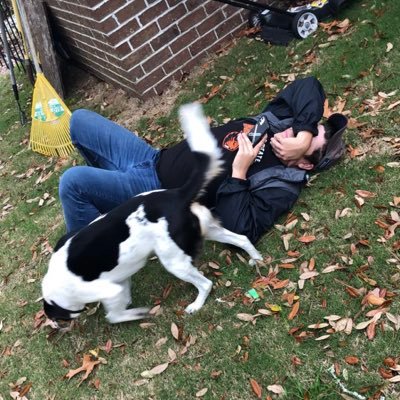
top-left (59, 109), bottom-right (161, 232)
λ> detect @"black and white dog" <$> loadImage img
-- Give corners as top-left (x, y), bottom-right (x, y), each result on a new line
top-left (42, 103), bottom-right (262, 324)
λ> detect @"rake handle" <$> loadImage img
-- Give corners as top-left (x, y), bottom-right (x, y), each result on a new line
top-left (14, 0), bottom-right (41, 73)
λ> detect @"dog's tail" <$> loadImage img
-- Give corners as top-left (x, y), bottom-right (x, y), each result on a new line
top-left (178, 103), bottom-right (223, 203)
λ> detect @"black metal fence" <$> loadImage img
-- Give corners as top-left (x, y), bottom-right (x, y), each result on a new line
top-left (0, 0), bottom-right (25, 72)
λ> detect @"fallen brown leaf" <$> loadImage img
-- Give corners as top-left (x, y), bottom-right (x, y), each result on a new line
top-left (237, 313), bottom-right (255, 322)
top-left (196, 388), bottom-right (208, 397)
top-left (171, 322), bottom-right (180, 340)
top-left (345, 356), bottom-right (359, 365)
top-left (288, 301), bottom-right (300, 320)
top-left (299, 271), bottom-right (319, 280)
top-left (366, 321), bottom-right (376, 340)
top-left (379, 367), bottom-right (394, 379)
top-left (140, 362), bottom-right (169, 379)
top-left (298, 235), bottom-right (316, 243)
top-left (250, 378), bottom-right (262, 398)
top-left (383, 357), bottom-right (397, 367)
top-left (355, 190), bottom-right (377, 198)
top-left (267, 384), bottom-right (284, 395)
top-left (65, 354), bottom-right (105, 385)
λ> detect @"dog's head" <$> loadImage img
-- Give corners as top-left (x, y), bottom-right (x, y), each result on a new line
top-left (43, 298), bottom-right (85, 322)
top-left (42, 276), bottom-right (123, 326)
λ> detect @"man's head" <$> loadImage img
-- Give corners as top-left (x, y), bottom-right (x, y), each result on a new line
top-left (279, 113), bottom-right (347, 171)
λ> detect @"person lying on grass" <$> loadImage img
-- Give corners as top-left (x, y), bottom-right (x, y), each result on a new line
top-left (59, 76), bottom-right (347, 244)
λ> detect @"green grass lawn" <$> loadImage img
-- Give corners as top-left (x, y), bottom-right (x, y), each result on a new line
top-left (1, 0), bottom-right (400, 399)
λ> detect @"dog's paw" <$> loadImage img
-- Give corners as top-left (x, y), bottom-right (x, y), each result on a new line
top-left (106, 306), bottom-right (152, 323)
top-left (185, 303), bottom-right (201, 314)
top-left (249, 257), bottom-right (264, 267)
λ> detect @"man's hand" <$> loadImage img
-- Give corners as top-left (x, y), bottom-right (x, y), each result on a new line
top-left (232, 133), bottom-right (267, 180)
top-left (270, 130), bottom-right (313, 161)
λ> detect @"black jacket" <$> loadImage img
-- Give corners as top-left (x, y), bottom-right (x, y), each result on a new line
top-left (157, 77), bottom-right (325, 243)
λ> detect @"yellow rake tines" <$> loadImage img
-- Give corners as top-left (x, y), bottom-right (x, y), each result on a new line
top-left (15, 0), bottom-right (74, 158)
top-left (29, 73), bottom-right (74, 157)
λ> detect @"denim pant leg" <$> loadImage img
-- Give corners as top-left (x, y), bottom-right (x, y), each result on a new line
top-left (70, 109), bottom-right (159, 170)
top-left (60, 109), bottom-right (161, 232)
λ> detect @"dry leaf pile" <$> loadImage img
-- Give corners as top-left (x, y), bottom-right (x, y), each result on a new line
top-left (229, 190), bottom-right (400, 350)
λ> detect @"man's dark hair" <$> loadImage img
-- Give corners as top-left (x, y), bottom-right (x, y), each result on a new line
top-left (304, 122), bottom-right (334, 168)
top-left (306, 113), bottom-right (348, 171)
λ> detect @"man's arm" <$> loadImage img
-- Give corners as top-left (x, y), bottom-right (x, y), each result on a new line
top-left (267, 76), bottom-right (326, 135)
top-left (267, 77), bottom-right (326, 161)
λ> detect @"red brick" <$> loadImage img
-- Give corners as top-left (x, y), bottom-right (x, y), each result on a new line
top-left (107, 19), bottom-right (140, 46)
top-left (158, 3), bottom-right (186, 29)
top-left (166, 0), bottom-right (181, 8)
top-left (60, 2), bottom-right (92, 19)
top-left (139, 1), bottom-right (168, 26)
top-left (169, 28), bottom-right (198, 54)
top-left (100, 16), bottom-right (119, 33)
top-left (58, 28), bottom-right (95, 48)
top-left (185, 0), bottom-right (202, 11)
top-left (135, 67), bottom-right (165, 93)
top-left (203, 1), bottom-right (221, 14)
top-left (115, 0), bottom-right (146, 24)
top-left (71, 44), bottom-right (126, 75)
top-left (215, 14), bottom-right (243, 39)
top-left (222, 5), bottom-right (239, 17)
top-left (50, 6), bottom-right (90, 27)
top-left (150, 25), bottom-right (180, 51)
top-left (129, 22), bottom-right (159, 48)
top-left (162, 48), bottom-right (191, 73)
top-left (91, 0), bottom-right (127, 21)
top-left (115, 41), bottom-right (132, 58)
top-left (142, 47), bottom-right (172, 73)
top-left (83, 0), bottom-right (103, 7)
top-left (189, 31), bottom-right (217, 57)
top-left (68, 40), bottom-right (113, 63)
top-left (123, 44), bottom-right (153, 70)
top-left (196, 10), bottom-right (224, 36)
top-left (130, 64), bottom-right (145, 81)
top-left (178, 7), bottom-right (206, 32)
top-left (46, 0), bottom-right (250, 100)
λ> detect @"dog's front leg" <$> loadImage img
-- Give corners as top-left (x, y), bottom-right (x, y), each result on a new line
top-left (158, 253), bottom-right (213, 314)
top-left (205, 222), bottom-right (263, 265)
top-left (120, 278), bottom-right (132, 308)
top-left (105, 307), bottom-right (151, 324)
top-left (102, 290), bottom-right (150, 324)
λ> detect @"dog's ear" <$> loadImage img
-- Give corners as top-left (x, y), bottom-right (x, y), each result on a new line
top-left (77, 280), bottom-right (123, 303)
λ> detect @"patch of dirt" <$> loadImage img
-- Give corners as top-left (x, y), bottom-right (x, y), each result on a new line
top-left (62, 39), bottom-right (236, 133)
top-left (63, 64), bottom-right (199, 132)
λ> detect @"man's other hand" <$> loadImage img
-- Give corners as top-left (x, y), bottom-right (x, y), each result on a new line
top-left (271, 129), bottom-right (312, 161)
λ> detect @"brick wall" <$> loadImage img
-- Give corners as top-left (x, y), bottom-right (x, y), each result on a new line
top-left (45, 0), bottom-right (247, 99)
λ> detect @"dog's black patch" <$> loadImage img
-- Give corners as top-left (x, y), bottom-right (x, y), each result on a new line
top-left (169, 210), bottom-right (202, 258)
top-left (142, 190), bottom-right (202, 258)
top-left (54, 230), bottom-right (77, 252)
top-left (43, 299), bottom-right (84, 321)
top-left (66, 198), bottom-right (143, 281)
